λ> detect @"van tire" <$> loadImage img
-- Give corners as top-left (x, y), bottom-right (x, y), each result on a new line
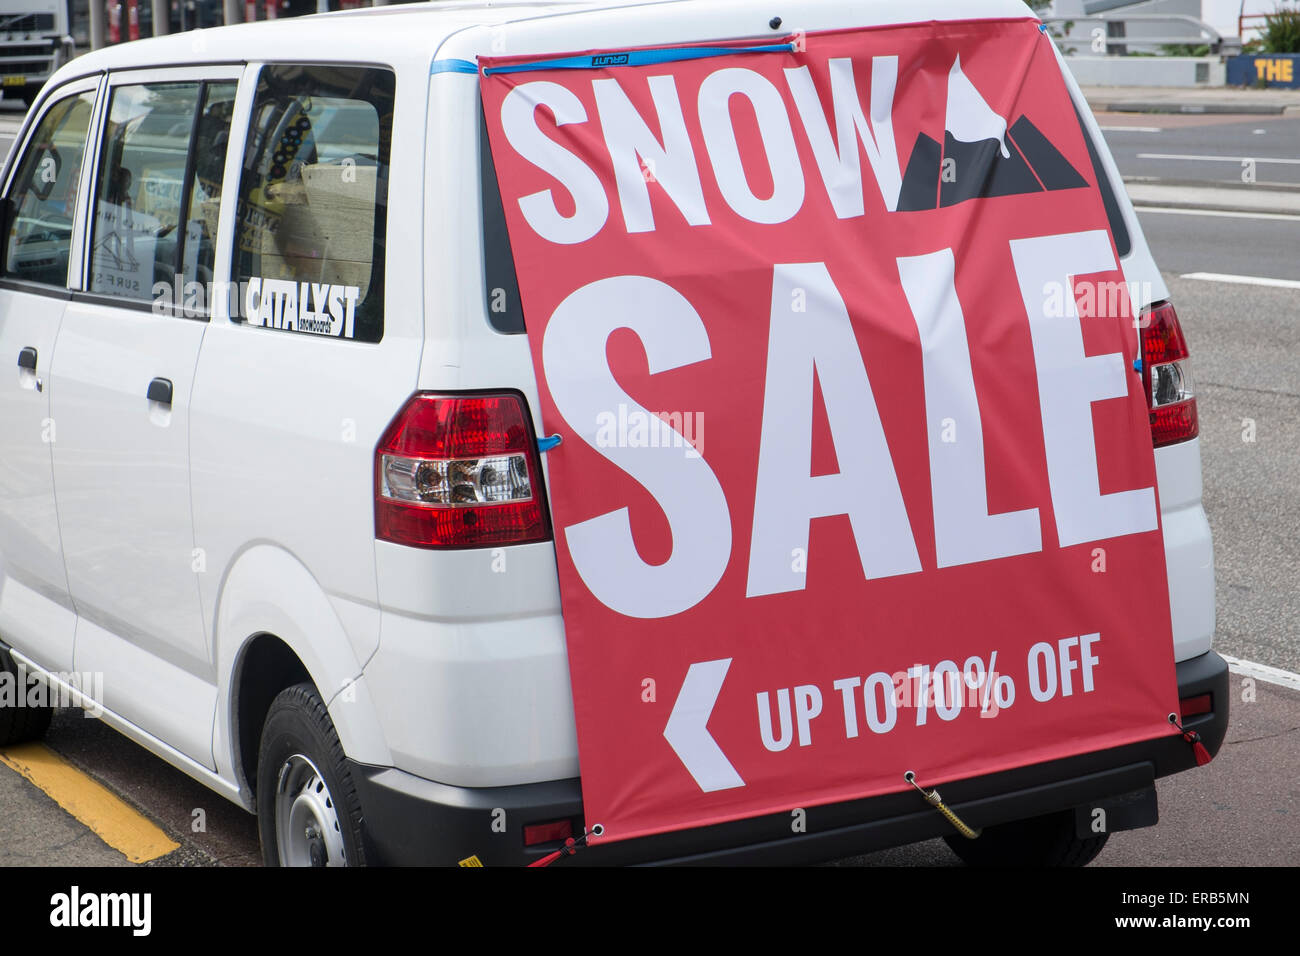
top-left (256, 682), bottom-right (367, 867)
top-left (943, 810), bottom-right (1109, 867)
top-left (0, 648), bottom-right (54, 745)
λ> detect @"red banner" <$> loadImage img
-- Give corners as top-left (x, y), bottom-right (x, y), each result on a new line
top-left (480, 17), bottom-right (1179, 845)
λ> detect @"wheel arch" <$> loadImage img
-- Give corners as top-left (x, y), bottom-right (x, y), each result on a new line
top-left (213, 544), bottom-right (392, 804)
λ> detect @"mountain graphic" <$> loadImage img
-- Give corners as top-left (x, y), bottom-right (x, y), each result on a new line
top-left (897, 55), bottom-right (1088, 211)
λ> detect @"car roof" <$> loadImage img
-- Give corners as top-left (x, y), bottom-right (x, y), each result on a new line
top-left (48, 0), bottom-right (662, 80)
top-left (49, 0), bottom-right (1036, 85)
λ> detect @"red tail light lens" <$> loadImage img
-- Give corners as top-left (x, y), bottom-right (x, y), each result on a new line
top-left (376, 392), bottom-right (552, 549)
top-left (1139, 301), bottom-right (1198, 447)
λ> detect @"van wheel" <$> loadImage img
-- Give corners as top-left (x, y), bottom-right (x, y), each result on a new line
top-left (0, 647), bottom-right (53, 745)
top-left (256, 682), bottom-right (366, 867)
top-left (943, 810), bottom-right (1109, 867)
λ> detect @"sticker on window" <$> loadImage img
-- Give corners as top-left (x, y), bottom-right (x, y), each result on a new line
top-left (232, 65), bottom-right (393, 343)
top-left (91, 201), bottom-right (160, 298)
top-left (244, 277), bottom-right (361, 338)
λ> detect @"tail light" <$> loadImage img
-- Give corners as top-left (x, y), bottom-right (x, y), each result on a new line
top-left (376, 392), bottom-right (552, 549)
top-left (1139, 301), bottom-right (1198, 447)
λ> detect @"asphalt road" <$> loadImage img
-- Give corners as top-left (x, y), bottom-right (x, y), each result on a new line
top-left (1099, 111), bottom-right (1300, 189)
top-left (1134, 208), bottom-right (1300, 281)
top-left (1167, 270), bottom-right (1300, 673)
top-left (0, 106), bottom-right (1296, 868)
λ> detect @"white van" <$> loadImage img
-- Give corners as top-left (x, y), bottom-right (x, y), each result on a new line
top-left (0, 0), bottom-right (1226, 867)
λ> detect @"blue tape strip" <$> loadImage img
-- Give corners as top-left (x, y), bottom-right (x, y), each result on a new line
top-left (538, 434), bottom-right (563, 453)
top-left (482, 41), bottom-right (797, 76)
top-left (431, 58), bottom-right (479, 75)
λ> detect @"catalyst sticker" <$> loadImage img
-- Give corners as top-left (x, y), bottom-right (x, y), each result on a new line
top-left (244, 278), bottom-right (361, 338)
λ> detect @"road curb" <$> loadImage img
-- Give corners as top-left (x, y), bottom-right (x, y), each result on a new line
top-left (1091, 101), bottom-right (1291, 115)
top-left (1126, 176), bottom-right (1300, 194)
top-left (1124, 181), bottom-right (1300, 216)
top-left (1131, 199), bottom-right (1300, 215)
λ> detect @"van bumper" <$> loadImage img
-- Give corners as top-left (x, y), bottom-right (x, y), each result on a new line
top-left (350, 650), bottom-right (1229, 866)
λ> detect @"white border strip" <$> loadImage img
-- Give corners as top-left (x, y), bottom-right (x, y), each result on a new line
top-left (1221, 654), bottom-right (1300, 692)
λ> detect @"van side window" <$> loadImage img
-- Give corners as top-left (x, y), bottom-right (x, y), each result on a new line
top-left (231, 65), bottom-right (393, 343)
top-left (1, 90), bottom-right (95, 287)
top-left (91, 83), bottom-right (201, 301)
top-left (89, 81), bottom-right (236, 308)
top-left (181, 83), bottom-right (239, 290)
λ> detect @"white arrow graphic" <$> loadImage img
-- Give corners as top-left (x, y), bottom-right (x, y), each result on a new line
top-left (664, 658), bottom-right (745, 793)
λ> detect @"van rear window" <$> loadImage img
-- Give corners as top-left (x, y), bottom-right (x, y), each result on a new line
top-left (480, 106), bottom-right (526, 335)
top-left (233, 64), bottom-right (394, 342)
top-left (1074, 101), bottom-right (1131, 260)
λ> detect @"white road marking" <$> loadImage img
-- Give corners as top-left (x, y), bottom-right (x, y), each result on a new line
top-left (1221, 655), bottom-right (1300, 693)
top-left (1133, 206), bottom-right (1300, 223)
top-left (1100, 125), bottom-right (1162, 133)
top-left (1137, 152), bottom-right (1300, 165)
top-left (1179, 272), bottom-right (1300, 289)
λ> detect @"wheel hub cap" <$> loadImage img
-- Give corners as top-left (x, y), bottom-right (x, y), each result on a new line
top-left (275, 754), bottom-right (347, 867)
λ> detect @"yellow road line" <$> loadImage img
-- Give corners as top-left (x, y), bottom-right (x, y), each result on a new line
top-left (0, 742), bottom-right (179, 864)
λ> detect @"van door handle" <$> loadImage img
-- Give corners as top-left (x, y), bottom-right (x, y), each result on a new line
top-left (17, 347), bottom-right (37, 371)
top-left (147, 377), bottom-right (173, 406)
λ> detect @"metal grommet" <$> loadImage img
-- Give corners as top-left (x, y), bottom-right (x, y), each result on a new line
top-left (590, 823), bottom-right (605, 837)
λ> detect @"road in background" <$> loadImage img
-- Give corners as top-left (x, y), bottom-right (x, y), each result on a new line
top-left (1134, 209), bottom-right (1300, 281)
top-left (1164, 272), bottom-right (1299, 673)
top-left (1100, 112), bottom-right (1300, 189)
